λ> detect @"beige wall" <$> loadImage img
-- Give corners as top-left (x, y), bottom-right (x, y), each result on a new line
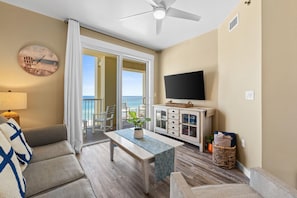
top-left (158, 30), bottom-right (218, 110)
top-left (262, 0), bottom-right (297, 188)
top-left (0, 3), bottom-right (67, 128)
top-left (0, 2), bottom-right (157, 129)
top-left (218, 1), bottom-right (262, 168)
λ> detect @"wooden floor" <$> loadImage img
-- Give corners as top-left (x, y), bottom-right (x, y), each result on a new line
top-left (77, 141), bottom-right (249, 198)
top-left (83, 121), bottom-right (134, 145)
top-left (83, 128), bottom-right (109, 145)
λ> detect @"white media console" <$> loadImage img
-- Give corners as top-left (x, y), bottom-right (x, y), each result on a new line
top-left (153, 104), bottom-right (215, 152)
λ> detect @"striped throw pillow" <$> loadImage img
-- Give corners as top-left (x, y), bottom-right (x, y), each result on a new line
top-left (0, 131), bottom-right (26, 198)
top-left (0, 118), bottom-right (32, 170)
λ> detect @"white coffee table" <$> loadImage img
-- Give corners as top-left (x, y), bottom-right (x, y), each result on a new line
top-left (105, 128), bottom-right (184, 194)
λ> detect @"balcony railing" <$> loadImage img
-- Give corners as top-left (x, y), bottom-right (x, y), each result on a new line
top-left (82, 98), bottom-right (147, 145)
top-left (82, 98), bottom-right (146, 129)
top-left (82, 98), bottom-right (103, 127)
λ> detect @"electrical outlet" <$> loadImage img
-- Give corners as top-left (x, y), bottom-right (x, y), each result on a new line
top-left (241, 139), bottom-right (246, 148)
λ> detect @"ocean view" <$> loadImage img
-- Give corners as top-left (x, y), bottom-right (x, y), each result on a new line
top-left (82, 96), bottom-right (143, 120)
top-left (122, 96), bottom-right (143, 109)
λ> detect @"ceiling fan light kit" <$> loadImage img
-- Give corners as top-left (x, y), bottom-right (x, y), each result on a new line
top-left (121, 0), bottom-right (201, 34)
top-left (153, 7), bottom-right (166, 19)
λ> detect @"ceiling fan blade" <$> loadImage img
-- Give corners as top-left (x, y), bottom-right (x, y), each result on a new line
top-left (156, 19), bottom-right (163, 34)
top-left (145, 0), bottom-right (162, 7)
top-left (167, 7), bottom-right (200, 21)
top-left (120, 10), bottom-right (153, 21)
top-left (161, 0), bottom-right (176, 8)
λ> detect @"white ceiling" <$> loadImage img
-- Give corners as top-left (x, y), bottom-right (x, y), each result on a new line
top-left (1, 0), bottom-right (240, 51)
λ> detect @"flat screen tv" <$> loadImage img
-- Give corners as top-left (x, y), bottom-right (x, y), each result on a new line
top-left (164, 70), bottom-right (205, 100)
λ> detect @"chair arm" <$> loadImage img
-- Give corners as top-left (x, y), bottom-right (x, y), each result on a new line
top-left (250, 167), bottom-right (297, 198)
top-left (170, 172), bottom-right (196, 198)
top-left (93, 112), bottom-right (107, 117)
top-left (22, 124), bottom-right (68, 147)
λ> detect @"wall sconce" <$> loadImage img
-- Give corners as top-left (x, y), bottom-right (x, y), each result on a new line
top-left (0, 90), bottom-right (27, 125)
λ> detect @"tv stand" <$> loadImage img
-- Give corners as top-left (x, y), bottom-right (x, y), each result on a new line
top-left (153, 104), bottom-right (215, 152)
top-left (165, 101), bottom-right (194, 108)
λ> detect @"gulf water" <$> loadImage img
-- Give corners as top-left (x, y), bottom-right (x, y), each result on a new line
top-left (82, 96), bottom-right (143, 120)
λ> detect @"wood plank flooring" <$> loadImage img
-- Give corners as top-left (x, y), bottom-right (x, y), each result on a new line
top-left (77, 141), bottom-right (249, 198)
top-left (83, 129), bottom-right (109, 145)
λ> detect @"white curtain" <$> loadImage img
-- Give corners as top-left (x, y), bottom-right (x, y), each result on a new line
top-left (64, 19), bottom-right (83, 153)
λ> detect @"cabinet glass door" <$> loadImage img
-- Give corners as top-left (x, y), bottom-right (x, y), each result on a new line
top-left (190, 115), bottom-right (197, 125)
top-left (181, 112), bottom-right (198, 139)
top-left (189, 126), bottom-right (197, 137)
top-left (181, 114), bottom-right (189, 135)
top-left (182, 124), bottom-right (188, 135)
top-left (156, 109), bottom-right (167, 130)
top-left (182, 114), bottom-right (189, 124)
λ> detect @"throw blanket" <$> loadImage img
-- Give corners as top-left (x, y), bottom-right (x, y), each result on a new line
top-left (116, 129), bottom-right (174, 181)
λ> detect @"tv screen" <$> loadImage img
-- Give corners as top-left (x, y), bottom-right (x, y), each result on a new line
top-left (164, 70), bottom-right (205, 100)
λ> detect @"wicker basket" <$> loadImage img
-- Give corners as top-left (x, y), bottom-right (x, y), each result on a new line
top-left (212, 144), bottom-right (236, 169)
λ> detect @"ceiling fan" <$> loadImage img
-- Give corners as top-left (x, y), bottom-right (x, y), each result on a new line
top-left (120, 0), bottom-right (201, 34)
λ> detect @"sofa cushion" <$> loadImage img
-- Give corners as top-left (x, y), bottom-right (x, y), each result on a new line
top-left (0, 118), bottom-right (32, 170)
top-left (23, 124), bottom-right (68, 147)
top-left (23, 154), bottom-right (85, 197)
top-left (31, 178), bottom-right (96, 198)
top-left (0, 131), bottom-right (26, 198)
top-left (30, 140), bottom-right (75, 163)
top-left (191, 184), bottom-right (261, 198)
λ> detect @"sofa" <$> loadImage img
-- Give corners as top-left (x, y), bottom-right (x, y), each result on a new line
top-left (0, 116), bottom-right (96, 197)
top-left (170, 168), bottom-right (297, 198)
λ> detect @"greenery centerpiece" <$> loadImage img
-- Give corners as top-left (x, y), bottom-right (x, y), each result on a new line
top-left (127, 111), bottom-right (151, 139)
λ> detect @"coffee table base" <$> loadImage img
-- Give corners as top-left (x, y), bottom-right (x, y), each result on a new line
top-left (110, 140), bottom-right (152, 194)
top-left (105, 129), bottom-right (184, 194)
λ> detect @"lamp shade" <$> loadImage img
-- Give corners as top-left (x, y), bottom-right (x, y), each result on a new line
top-left (0, 92), bottom-right (27, 111)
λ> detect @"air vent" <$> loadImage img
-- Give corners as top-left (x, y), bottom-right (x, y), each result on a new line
top-left (229, 14), bottom-right (239, 32)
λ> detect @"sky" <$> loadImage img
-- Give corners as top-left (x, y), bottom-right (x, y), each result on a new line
top-left (82, 55), bottom-right (95, 96)
top-left (82, 55), bottom-right (143, 97)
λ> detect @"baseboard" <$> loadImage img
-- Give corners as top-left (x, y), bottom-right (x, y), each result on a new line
top-left (236, 160), bottom-right (250, 179)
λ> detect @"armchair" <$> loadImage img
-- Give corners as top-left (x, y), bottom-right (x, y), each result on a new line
top-left (170, 168), bottom-right (297, 198)
top-left (92, 105), bottom-right (116, 133)
top-left (138, 104), bottom-right (146, 118)
top-left (122, 103), bottom-right (129, 120)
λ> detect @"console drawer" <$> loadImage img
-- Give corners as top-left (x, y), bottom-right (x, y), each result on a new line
top-left (168, 108), bottom-right (179, 114)
top-left (168, 123), bottom-right (179, 130)
top-left (168, 128), bottom-right (180, 136)
top-left (168, 119), bottom-right (179, 125)
top-left (168, 123), bottom-right (179, 136)
top-left (168, 113), bottom-right (179, 120)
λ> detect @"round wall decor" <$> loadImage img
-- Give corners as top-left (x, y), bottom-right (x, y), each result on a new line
top-left (18, 45), bottom-right (59, 76)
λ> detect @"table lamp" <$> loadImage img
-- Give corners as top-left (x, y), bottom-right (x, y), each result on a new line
top-left (0, 90), bottom-right (27, 125)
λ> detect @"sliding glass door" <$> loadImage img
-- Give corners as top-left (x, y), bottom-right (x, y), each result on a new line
top-left (81, 36), bottom-right (154, 140)
top-left (82, 49), bottom-right (118, 145)
top-left (121, 58), bottom-right (147, 129)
